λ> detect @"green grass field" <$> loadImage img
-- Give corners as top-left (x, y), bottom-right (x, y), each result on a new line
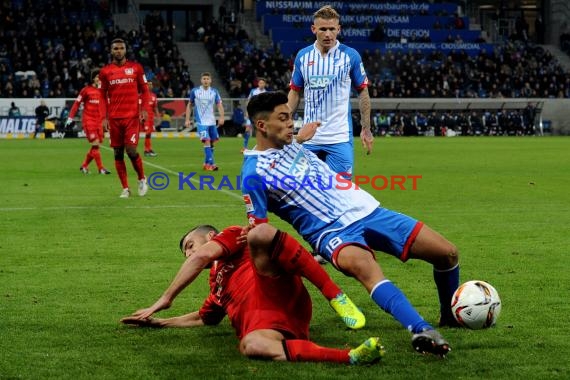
top-left (1, 136), bottom-right (569, 379)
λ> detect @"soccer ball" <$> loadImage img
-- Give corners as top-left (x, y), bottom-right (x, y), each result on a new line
top-left (451, 280), bottom-right (502, 329)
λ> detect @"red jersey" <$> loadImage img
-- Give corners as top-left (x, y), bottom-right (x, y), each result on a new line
top-left (144, 93), bottom-right (158, 127)
top-left (198, 226), bottom-right (312, 340)
top-left (69, 85), bottom-right (103, 126)
top-left (99, 61), bottom-right (150, 119)
top-left (198, 226), bottom-right (253, 328)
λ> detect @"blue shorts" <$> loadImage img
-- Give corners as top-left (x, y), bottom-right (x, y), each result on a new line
top-left (304, 141), bottom-right (353, 177)
top-left (315, 207), bottom-right (423, 268)
top-left (197, 124), bottom-right (219, 142)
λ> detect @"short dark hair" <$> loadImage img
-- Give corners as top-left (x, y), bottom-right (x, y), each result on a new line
top-left (90, 69), bottom-right (100, 82)
top-left (111, 38), bottom-right (126, 46)
top-left (201, 72), bottom-right (211, 78)
top-left (178, 225), bottom-right (219, 254)
top-left (246, 91), bottom-right (288, 124)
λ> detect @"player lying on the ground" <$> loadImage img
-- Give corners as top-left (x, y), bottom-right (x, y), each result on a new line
top-left (122, 224), bottom-right (383, 364)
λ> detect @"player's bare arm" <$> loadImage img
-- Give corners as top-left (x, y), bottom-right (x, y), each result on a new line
top-left (184, 101), bottom-right (193, 128)
top-left (121, 311), bottom-right (205, 328)
top-left (295, 121), bottom-right (321, 144)
top-left (131, 241), bottom-right (225, 320)
top-left (358, 87), bottom-right (373, 155)
top-left (217, 102), bottom-right (225, 127)
top-left (287, 89), bottom-right (301, 113)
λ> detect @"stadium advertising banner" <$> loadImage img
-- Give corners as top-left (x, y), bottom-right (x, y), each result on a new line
top-left (270, 27), bottom-right (480, 43)
top-left (0, 98), bottom-right (192, 139)
top-left (0, 116), bottom-right (36, 136)
top-left (262, 14), bottom-right (469, 33)
top-left (257, 1), bottom-right (457, 15)
top-left (278, 41), bottom-right (493, 58)
top-left (0, 99), bottom-right (69, 138)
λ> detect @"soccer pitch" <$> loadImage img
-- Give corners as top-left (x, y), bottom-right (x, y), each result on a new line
top-left (1, 136), bottom-right (569, 379)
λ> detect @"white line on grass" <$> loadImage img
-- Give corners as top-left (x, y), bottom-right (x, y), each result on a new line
top-left (101, 146), bottom-right (242, 201)
top-left (0, 204), bottom-right (243, 212)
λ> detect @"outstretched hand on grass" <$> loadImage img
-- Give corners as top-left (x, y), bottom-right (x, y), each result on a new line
top-left (120, 316), bottom-right (163, 328)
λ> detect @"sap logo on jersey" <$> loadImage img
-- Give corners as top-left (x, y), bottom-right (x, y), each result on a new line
top-left (308, 75), bottom-right (335, 90)
top-left (289, 150), bottom-right (310, 178)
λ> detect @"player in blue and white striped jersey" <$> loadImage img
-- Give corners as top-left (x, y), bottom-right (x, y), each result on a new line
top-left (242, 92), bottom-right (460, 357)
top-left (185, 72), bottom-right (225, 171)
top-left (288, 5), bottom-right (374, 178)
top-left (242, 78), bottom-right (268, 152)
top-left (247, 77), bottom-right (267, 100)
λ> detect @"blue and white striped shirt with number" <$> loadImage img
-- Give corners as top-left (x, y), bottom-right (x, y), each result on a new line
top-left (241, 142), bottom-right (379, 246)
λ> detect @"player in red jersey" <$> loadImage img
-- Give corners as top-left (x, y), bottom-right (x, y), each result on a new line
top-left (99, 38), bottom-right (150, 198)
top-left (142, 82), bottom-right (158, 157)
top-left (122, 223), bottom-right (383, 364)
top-left (67, 69), bottom-right (111, 175)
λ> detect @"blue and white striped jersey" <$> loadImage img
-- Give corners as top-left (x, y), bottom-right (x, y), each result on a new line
top-left (290, 41), bottom-right (368, 145)
top-left (189, 86), bottom-right (222, 126)
top-left (241, 142), bottom-right (379, 246)
top-left (248, 87), bottom-right (267, 100)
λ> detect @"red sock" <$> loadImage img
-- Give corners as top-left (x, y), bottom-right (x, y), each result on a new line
top-left (144, 135), bottom-right (152, 152)
top-left (90, 146), bottom-right (103, 170)
top-left (284, 340), bottom-right (349, 363)
top-left (82, 150), bottom-right (93, 168)
top-left (271, 231), bottom-right (341, 300)
top-left (129, 153), bottom-right (145, 180)
top-left (114, 159), bottom-right (128, 189)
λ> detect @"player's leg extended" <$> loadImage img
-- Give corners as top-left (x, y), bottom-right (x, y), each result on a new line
top-left (335, 245), bottom-right (450, 356)
top-left (243, 125), bottom-right (251, 150)
top-left (113, 146), bottom-right (129, 195)
top-left (248, 224), bottom-right (365, 329)
top-left (408, 224), bottom-right (460, 327)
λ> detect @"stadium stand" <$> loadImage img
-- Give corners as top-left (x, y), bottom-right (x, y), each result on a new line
top-left (0, 0), bottom-right (194, 99)
top-left (0, 0), bottom-right (568, 134)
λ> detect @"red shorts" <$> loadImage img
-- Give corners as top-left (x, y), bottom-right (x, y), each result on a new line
top-left (84, 128), bottom-right (104, 143)
top-left (109, 118), bottom-right (140, 147)
top-left (236, 267), bottom-right (312, 340)
top-left (140, 119), bottom-right (155, 134)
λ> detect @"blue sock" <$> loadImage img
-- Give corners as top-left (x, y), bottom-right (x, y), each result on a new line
top-left (204, 146), bottom-right (213, 164)
top-left (370, 280), bottom-right (432, 334)
top-left (243, 132), bottom-right (250, 148)
top-left (433, 264), bottom-right (460, 321)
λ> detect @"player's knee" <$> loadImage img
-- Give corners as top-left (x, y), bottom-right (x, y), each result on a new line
top-left (248, 224), bottom-right (277, 251)
top-left (434, 242), bottom-right (459, 269)
top-left (337, 248), bottom-right (377, 279)
top-left (239, 335), bottom-right (268, 359)
top-left (446, 243), bottom-right (459, 267)
top-left (125, 146), bottom-right (137, 158)
top-left (113, 148), bottom-right (124, 161)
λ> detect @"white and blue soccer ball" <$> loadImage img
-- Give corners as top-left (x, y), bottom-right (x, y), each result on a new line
top-left (451, 280), bottom-right (502, 329)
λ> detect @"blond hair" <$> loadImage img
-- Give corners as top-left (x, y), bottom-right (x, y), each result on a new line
top-left (313, 5), bottom-right (340, 21)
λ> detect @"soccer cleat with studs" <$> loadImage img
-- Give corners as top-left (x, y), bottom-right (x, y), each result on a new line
top-left (329, 292), bottom-right (366, 330)
top-left (80, 166), bottom-right (89, 174)
top-left (119, 188), bottom-right (130, 198)
top-left (99, 168), bottom-right (111, 175)
top-left (411, 328), bottom-right (451, 357)
top-left (138, 178), bottom-right (148, 196)
top-left (348, 337), bottom-right (385, 365)
top-left (203, 163), bottom-right (219, 171)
